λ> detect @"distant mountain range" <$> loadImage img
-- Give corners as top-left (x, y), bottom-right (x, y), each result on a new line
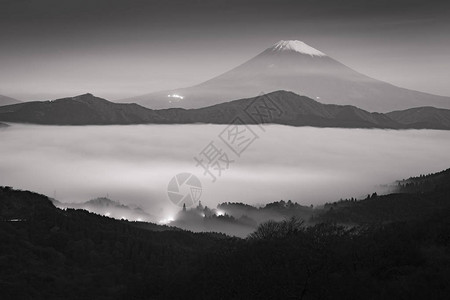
top-left (1, 91), bottom-right (450, 129)
top-left (123, 40), bottom-right (450, 112)
top-left (0, 94), bottom-right (20, 106)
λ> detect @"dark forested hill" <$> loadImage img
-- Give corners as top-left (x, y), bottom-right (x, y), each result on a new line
top-left (1, 91), bottom-right (450, 129)
top-left (1, 165), bottom-right (450, 299)
top-left (0, 186), bottom-right (236, 299)
top-left (319, 168), bottom-right (450, 224)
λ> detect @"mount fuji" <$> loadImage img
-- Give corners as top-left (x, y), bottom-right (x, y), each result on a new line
top-left (125, 40), bottom-right (450, 112)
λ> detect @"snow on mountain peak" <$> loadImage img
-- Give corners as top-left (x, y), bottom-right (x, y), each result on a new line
top-left (271, 40), bottom-right (326, 57)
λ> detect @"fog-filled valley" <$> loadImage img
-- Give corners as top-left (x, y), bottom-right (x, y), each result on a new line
top-left (1, 123), bottom-right (449, 230)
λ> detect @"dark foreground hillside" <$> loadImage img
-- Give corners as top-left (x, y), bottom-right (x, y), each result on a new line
top-left (1, 175), bottom-right (449, 299)
top-left (318, 168), bottom-right (450, 225)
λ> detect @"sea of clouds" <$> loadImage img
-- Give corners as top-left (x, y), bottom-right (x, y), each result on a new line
top-left (1, 124), bottom-right (449, 221)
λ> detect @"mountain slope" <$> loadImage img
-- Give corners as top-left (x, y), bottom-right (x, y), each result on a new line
top-left (387, 106), bottom-right (450, 130)
top-left (125, 40), bottom-right (450, 112)
top-left (0, 94), bottom-right (20, 106)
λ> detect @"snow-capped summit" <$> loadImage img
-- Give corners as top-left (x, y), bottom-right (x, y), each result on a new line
top-left (270, 40), bottom-right (326, 57)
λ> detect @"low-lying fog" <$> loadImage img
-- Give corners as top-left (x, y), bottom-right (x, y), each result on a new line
top-left (1, 124), bottom-right (450, 222)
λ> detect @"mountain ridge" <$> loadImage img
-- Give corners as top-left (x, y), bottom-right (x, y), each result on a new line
top-left (387, 106), bottom-right (450, 130)
top-left (1, 91), bottom-right (450, 129)
top-left (0, 94), bottom-right (166, 125)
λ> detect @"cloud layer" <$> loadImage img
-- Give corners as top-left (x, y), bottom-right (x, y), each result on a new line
top-left (1, 124), bottom-right (449, 220)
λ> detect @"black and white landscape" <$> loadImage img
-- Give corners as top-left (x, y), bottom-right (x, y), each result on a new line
top-left (1, 1), bottom-right (450, 299)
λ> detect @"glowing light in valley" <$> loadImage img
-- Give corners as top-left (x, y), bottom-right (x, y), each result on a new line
top-left (136, 218), bottom-right (143, 222)
top-left (159, 217), bottom-right (174, 225)
top-left (216, 210), bottom-right (224, 216)
top-left (167, 94), bottom-right (184, 100)
top-left (105, 212), bottom-right (111, 217)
